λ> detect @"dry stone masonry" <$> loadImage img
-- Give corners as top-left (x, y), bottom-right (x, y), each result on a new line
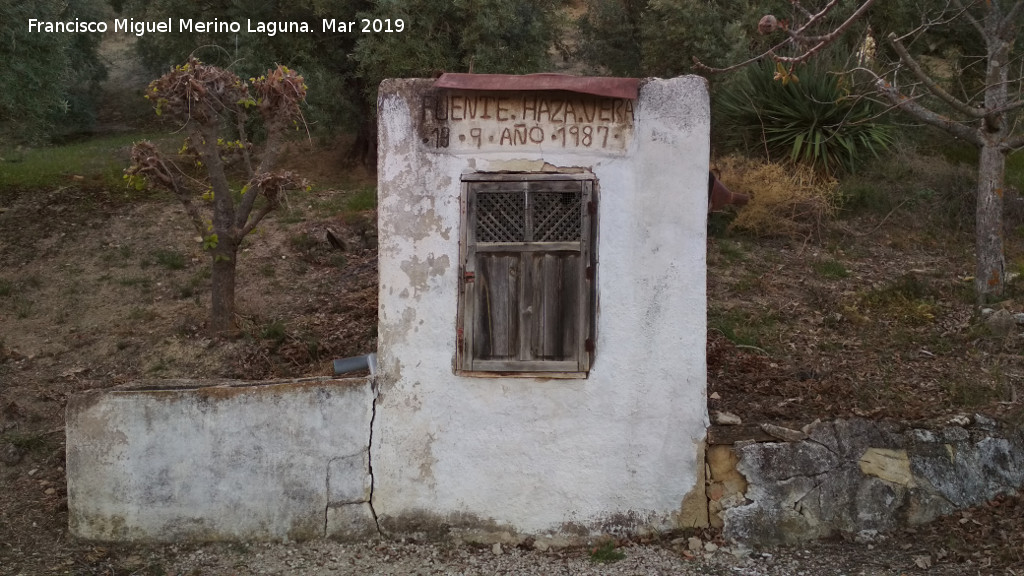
top-left (717, 418), bottom-right (1024, 545)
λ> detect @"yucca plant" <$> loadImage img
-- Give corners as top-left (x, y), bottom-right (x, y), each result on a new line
top-left (717, 59), bottom-right (892, 175)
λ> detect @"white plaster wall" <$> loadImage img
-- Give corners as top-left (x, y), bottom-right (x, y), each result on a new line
top-left (66, 379), bottom-right (375, 541)
top-left (374, 77), bottom-right (709, 536)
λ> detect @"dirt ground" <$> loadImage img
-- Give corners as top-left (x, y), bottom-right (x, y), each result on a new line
top-left (2, 164), bottom-right (1024, 573)
top-left (3, 35), bottom-right (1024, 570)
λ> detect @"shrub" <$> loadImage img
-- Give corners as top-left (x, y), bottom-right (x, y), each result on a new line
top-left (717, 59), bottom-right (892, 175)
top-left (718, 155), bottom-right (840, 237)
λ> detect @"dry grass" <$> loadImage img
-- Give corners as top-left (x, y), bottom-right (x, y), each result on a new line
top-left (716, 155), bottom-right (840, 238)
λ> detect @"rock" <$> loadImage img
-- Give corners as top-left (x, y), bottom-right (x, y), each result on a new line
top-left (760, 423), bottom-right (807, 442)
top-left (491, 543), bottom-right (502, 555)
top-left (985, 309), bottom-right (1015, 337)
top-left (973, 413), bottom-right (996, 431)
top-left (729, 545), bottom-right (751, 559)
top-left (533, 540), bottom-right (549, 552)
top-left (858, 448), bottom-right (915, 487)
top-left (946, 414), bottom-right (970, 427)
top-left (713, 411), bottom-right (742, 426)
top-left (687, 537), bottom-right (702, 552)
top-left (854, 529), bottom-right (880, 543)
top-left (981, 308), bottom-right (995, 316)
top-left (0, 443), bottom-right (23, 466)
top-left (1015, 312), bottom-right (1024, 325)
top-left (704, 542), bottom-right (718, 553)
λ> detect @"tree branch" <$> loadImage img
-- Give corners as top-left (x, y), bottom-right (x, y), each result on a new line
top-left (239, 202), bottom-right (274, 238)
top-left (777, 0), bottom-right (880, 64)
top-left (693, 0), bottom-right (878, 72)
top-left (999, 1), bottom-right (1024, 39)
top-left (235, 110), bottom-right (255, 179)
top-left (887, 32), bottom-right (985, 118)
top-left (875, 78), bottom-right (983, 145)
top-left (951, 0), bottom-right (986, 37)
top-left (128, 142), bottom-right (206, 236)
top-left (1006, 131), bottom-right (1024, 151)
top-left (235, 123), bottom-right (285, 230)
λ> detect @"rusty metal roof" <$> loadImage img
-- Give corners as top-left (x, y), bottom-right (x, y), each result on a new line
top-left (433, 73), bottom-right (639, 100)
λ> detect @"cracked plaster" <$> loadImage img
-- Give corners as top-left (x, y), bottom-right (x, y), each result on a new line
top-left (373, 77), bottom-right (711, 538)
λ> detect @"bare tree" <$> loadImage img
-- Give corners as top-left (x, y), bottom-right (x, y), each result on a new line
top-left (126, 58), bottom-right (308, 335)
top-left (697, 0), bottom-right (1024, 303)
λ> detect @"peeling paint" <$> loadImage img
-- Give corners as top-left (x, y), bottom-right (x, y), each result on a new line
top-left (375, 77), bottom-right (710, 537)
top-left (398, 254), bottom-right (451, 298)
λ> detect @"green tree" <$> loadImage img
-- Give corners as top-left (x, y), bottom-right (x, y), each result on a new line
top-left (354, 0), bottom-right (563, 82)
top-left (575, 0), bottom-right (784, 77)
top-left (127, 60), bottom-right (308, 335)
top-left (349, 0), bottom-right (565, 162)
top-left (0, 0), bottom-right (107, 144)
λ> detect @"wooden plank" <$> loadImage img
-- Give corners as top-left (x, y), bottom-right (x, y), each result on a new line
top-left (471, 359), bottom-right (581, 372)
top-left (476, 242), bottom-right (580, 253)
top-left (474, 254), bottom-right (519, 360)
top-left (462, 172), bottom-right (594, 182)
top-left (455, 370), bottom-right (587, 379)
top-left (529, 252), bottom-right (580, 362)
top-left (578, 180), bottom-right (593, 372)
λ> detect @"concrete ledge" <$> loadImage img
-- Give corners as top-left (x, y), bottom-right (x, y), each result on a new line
top-left (66, 377), bottom-right (374, 542)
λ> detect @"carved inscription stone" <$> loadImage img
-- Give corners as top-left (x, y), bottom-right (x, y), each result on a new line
top-left (419, 90), bottom-right (635, 154)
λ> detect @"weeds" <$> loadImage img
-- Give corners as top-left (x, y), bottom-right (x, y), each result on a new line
top-left (176, 269), bottom-right (209, 300)
top-left (814, 259), bottom-right (849, 279)
top-left (151, 248), bottom-right (187, 270)
top-left (709, 308), bottom-right (777, 348)
top-left (260, 320), bottom-right (287, 344)
top-left (345, 187), bottom-right (377, 211)
top-left (716, 240), bottom-right (746, 263)
top-left (128, 307), bottom-right (159, 322)
top-left (943, 379), bottom-right (1000, 408)
top-left (0, 279), bottom-right (13, 297)
top-left (117, 275), bottom-right (153, 289)
top-left (14, 297), bottom-right (34, 319)
top-left (288, 232), bottom-right (317, 253)
top-left (1, 431), bottom-right (54, 455)
top-left (0, 132), bottom-right (166, 190)
top-left (589, 540), bottom-right (625, 564)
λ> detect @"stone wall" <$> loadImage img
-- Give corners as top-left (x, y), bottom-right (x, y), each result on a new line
top-left (713, 417), bottom-right (1024, 545)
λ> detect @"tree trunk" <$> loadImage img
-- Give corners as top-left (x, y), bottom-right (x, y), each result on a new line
top-left (974, 142), bottom-right (1006, 304)
top-left (210, 242), bottom-right (238, 336)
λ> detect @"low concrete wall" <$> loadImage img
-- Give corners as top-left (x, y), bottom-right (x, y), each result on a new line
top-left (716, 417), bottom-right (1024, 545)
top-left (66, 378), bottom-right (376, 542)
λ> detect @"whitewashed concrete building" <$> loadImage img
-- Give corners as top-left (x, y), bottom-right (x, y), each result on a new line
top-left (372, 75), bottom-right (710, 538)
top-left (66, 74), bottom-right (711, 542)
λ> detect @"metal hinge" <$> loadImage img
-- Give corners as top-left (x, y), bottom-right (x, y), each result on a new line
top-left (464, 271), bottom-right (475, 282)
top-left (585, 338), bottom-right (595, 353)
